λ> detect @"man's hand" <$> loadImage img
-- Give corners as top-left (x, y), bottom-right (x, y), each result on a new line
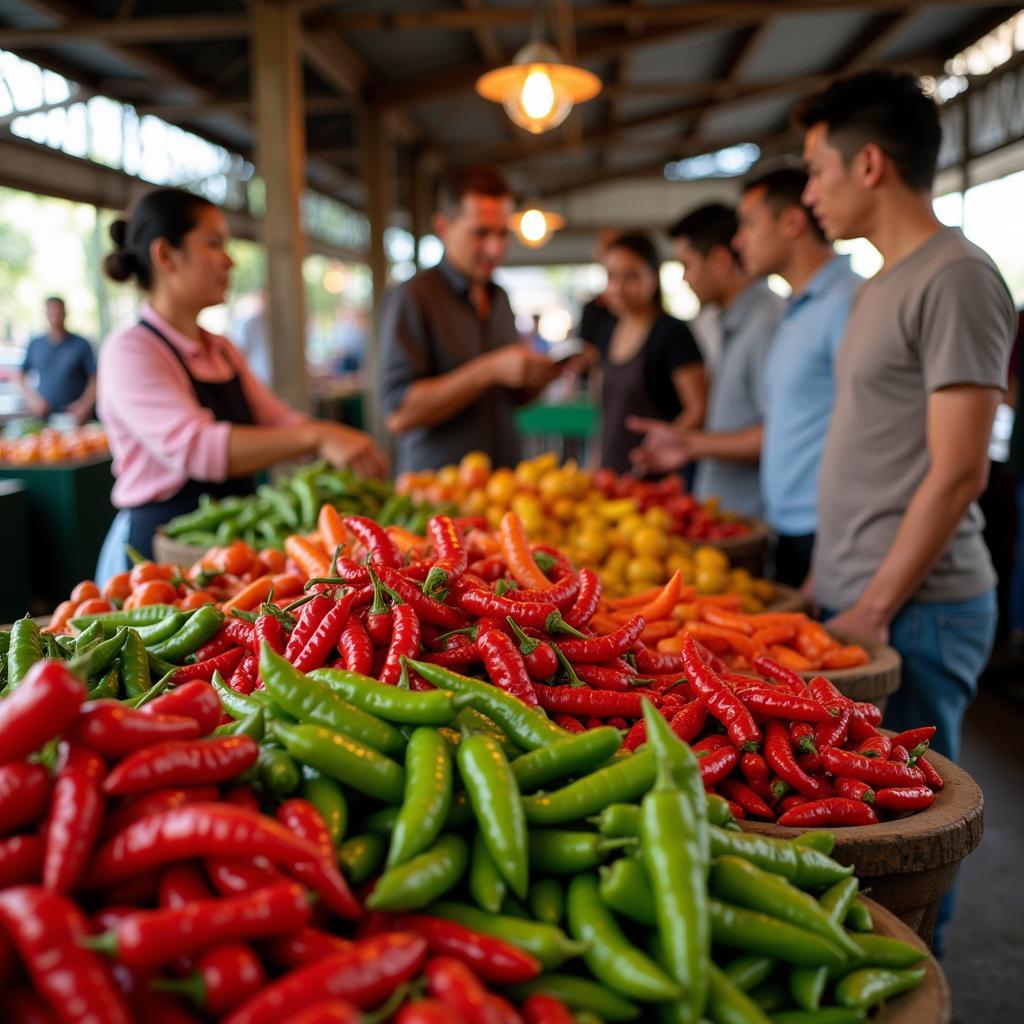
top-left (66, 397), bottom-right (92, 425)
top-left (316, 423), bottom-right (388, 479)
top-left (25, 393), bottom-right (49, 418)
top-left (627, 416), bottom-right (701, 475)
top-left (487, 345), bottom-right (560, 390)
top-left (825, 603), bottom-right (890, 646)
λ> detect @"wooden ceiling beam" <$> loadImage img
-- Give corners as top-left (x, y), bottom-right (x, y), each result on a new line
top-left (0, 15), bottom-right (249, 47)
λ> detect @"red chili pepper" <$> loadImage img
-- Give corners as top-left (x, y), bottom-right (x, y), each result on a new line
top-left (891, 725), bottom-right (936, 755)
top-left (467, 556), bottom-right (507, 582)
top-left (194, 630), bottom-right (235, 663)
top-left (916, 755), bottom-right (944, 790)
top-left (551, 714), bottom-right (584, 734)
top-left (68, 701), bottom-right (201, 757)
top-left (387, 913), bottom-right (541, 984)
top-left (814, 706), bottom-right (852, 752)
top-left (275, 799), bottom-right (362, 920)
top-left (873, 785), bottom-right (935, 812)
top-left (734, 687), bottom-right (832, 723)
top-left (788, 721), bottom-right (818, 755)
top-left (821, 748), bottom-right (926, 788)
top-left (395, 1001), bottom-right (458, 1024)
top-left (102, 786), bottom-right (221, 838)
top-left (807, 675), bottom-right (853, 711)
top-left (421, 643), bottom-right (481, 669)
top-left (424, 516), bottom-right (468, 596)
top-left (634, 648), bottom-right (684, 675)
top-left (279, 1000), bottom-right (363, 1024)
top-left (172, 646), bottom-right (245, 686)
top-left (834, 776), bottom-right (875, 804)
top-left (364, 572), bottom-right (395, 649)
top-left (224, 617), bottom-right (257, 649)
top-left (229, 654), bottom-right (259, 695)
top-left (425, 955), bottom-right (501, 1024)
top-left (222, 932), bottom-right (428, 1024)
top-left (454, 587), bottom-right (561, 632)
top-left (798, 751), bottom-right (823, 775)
top-left (0, 834), bottom-right (44, 888)
top-left (533, 684), bottom-right (643, 718)
top-left (125, 992), bottom-right (205, 1023)
top-left (102, 735), bottom-right (259, 797)
top-left (680, 634), bottom-right (761, 751)
top-left (0, 988), bottom-right (59, 1024)
top-left (621, 720), bottom-right (646, 752)
top-left (336, 618), bottom-right (373, 676)
top-left (697, 744), bottom-right (740, 787)
top-left (332, 557), bottom-right (370, 586)
top-left (0, 762), bottom-right (51, 836)
top-left (514, 568), bottom-right (580, 611)
top-left (523, 994), bottom-right (574, 1024)
top-left (844, 715), bottom-right (878, 746)
top-left (140, 681), bottom-right (224, 736)
top-left (379, 604), bottom-right (422, 687)
top-left (718, 778), bottom-right (775, 819)
top-left (669, 700), bottom-right (708, 744)
top-left (478, 628), bottom-right (539, 707)
top-left (85, 804), bottom-right (321, 889)
top-left (850, 701), bottom-right (883, 727)
top-left (156, 941), bottom-right (267, 1017)
top-left (42, 742), bottom-right (106, 894)
top-left (855, 732), bottom-right (892, 759)
top-left (777, 797), bottom-right (879, 827)
top-left (573, 663), bottom-right (635, 691)
top-left (564, 567), bottom-right (600, 630)
top-left (0, 660), bottom-right (86, 763)
top-left (285, 596), bottom-right (335, 662)
top-left (343, 516), bottom-right (401, 568)
top-left (777, 794), bottom-right (809, 813)
top-left (739, 751), bottom-right (773, 801)
top-left (0, 886), bottom-right (132, 1024)
top-left (751, 655), bottom-right (808, 695)
top-left (87, 880), bottom-right (311, 969)
top-left (764, 720), bottom-right (827, 799)
top-left (376, 566), bottom-right (468, 629)
top-left (254, 613), bottom-right (287, 657)
top-left (556, 616), bottom-right (646, 664)
top-left (260, 926), bottom-right (353, 969)
top-left (160, 861), bottom-right (214, 907)
top-left (294, 598), bottom-right (355, 674)
top-left (206, 856), bottom-right (282, 896)
top-left (694, 734), bottom-right (732, 753)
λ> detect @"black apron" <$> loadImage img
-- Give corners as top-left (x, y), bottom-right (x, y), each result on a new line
top-left (127, 319), bottom-right (257, 558)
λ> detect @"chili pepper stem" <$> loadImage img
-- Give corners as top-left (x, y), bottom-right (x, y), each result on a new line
top-left (80, 931), bottom-right (119, 957)
top-left (506, 617), bottom-right (541, 656)
top-left (551, 644), bottom-right (583, 687)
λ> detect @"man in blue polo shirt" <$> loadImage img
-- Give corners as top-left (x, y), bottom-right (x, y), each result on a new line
top-left (630, 167), bottom-right (860, 585)
top-left (18, 296), bottom-right (97, 423)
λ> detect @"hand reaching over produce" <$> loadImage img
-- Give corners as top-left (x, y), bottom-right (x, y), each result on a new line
top-left (625, 415), bottom-right (695, 474)
top-left (312, 422), bottom-right (388, 479)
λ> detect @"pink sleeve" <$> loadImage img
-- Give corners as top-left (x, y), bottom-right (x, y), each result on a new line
top-left (98, 329), bottom-right (232, 483)
top-left (225, 341), bottom-right (308, 427)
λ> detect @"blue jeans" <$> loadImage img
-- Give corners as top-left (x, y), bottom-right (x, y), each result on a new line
top-left (884, 589), bottom-right (997, 764)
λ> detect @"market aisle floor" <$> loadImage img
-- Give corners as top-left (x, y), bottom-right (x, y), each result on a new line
top-left (944, 683), bottom-right (1024, 1021)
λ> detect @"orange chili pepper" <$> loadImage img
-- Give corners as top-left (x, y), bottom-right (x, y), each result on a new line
top-left (634, 571), bottom-right (685, 623)
top-left (221, 575), bottom-right (275, 613)
top-left (795, 620), bottom-right (839, 662)
top-left (259, 548), bottom-right (287, 575)
top-left (102, 571), bottom-right (133, 603)
top-left (751, 625), bottom-right (797, 650)
top-left (498, 512), bottom-right (552, 591)
top-left (284, 535), bottom-right (331, 582)
top-left (640, 620), bottom-right (681, 644)
top-left (70, 580), bottom-right (100, 604)
top-left (44, 600), bottom-right (77, 634)
top-left (129, 561), bottom-right (175, 590)
top-left (218, 541), bottom-right (255, 578)
top-left (386, 525), bottom-right (429, 558)
top-left (318, 504), bottom-right (347, 554)
top-left (590, 613), bottom-right (623, 636)
top-left (769, 644), bottom-right (815, 671)
top-left (671, 602), bottom-right (699, 624)
top-left (699, 605), bottom-right (756, 636)
top-left (683, 622), bottom-right (757, 661)
top-left (179, 590), bottom-right (216, 610)
top-left (819, 644), bottom-right (870, 670)
top-left (608, 585), bottom-right (662, 609)
top-left (132, 580), bottom-right (178, 606)
top-left (656, 634), bottom-right (687, 656)
top-left (693, 594), bottom-right (743, 609)
top-left (750, 612), bottom-right (808, 628)
top-left (270, 573), bottom-right (305, 599)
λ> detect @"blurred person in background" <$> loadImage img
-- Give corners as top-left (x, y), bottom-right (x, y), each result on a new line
top-left (379, 165), bottom-right (559, 474)
top-left (576, 228), bottom-right (620, 346)
top-left (631, 168), bottom-right (861, 586)
top-left (17, 296), bottom-right (96, 423)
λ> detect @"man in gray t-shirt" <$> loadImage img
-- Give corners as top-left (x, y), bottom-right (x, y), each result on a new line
top-left (379, 166), bottom-right (558, 474)
top-left (797, 71), bottom-right (1015, 772)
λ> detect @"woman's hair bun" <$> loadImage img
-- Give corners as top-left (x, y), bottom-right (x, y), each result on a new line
top-left (103, 249), bottom-right (137, 283)
top-left (108, 218), bottom-right (128, 250)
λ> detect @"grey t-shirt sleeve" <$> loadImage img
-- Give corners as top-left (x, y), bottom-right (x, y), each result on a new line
top-left (749, 319), bottom-right (775, 418)
top-left (918, 260), bottom-right (1015, 393)
top-left (378, 285), bottom-right (432, 415)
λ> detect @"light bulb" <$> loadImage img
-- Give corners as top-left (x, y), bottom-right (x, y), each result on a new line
top-left (520, 67), bottom-right (556, 120)
top-left (519, 209), bottom-right (548, 244)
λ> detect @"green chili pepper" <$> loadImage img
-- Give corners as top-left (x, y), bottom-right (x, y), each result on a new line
top-left (71, 620), bottom-right (105, 656)
top-left (407, 659), bottom-right (569, 750)
top-left (454, 707), bottom-right (521, 759)
top-left (709, 827), bottom-right (853, 888)
top-left (845, 899), bottom-right (873, 933)
top-left (771, 1010), bottom-right (868, 1024)
top-left (41, 633), bottom-right (62, 661)
top-left (259, 484), bottom-right (301, 528)
top-left (641, 756), bottom-right (709, 1023)
top-left (291, 476), bottom-right (320, 529)
top-left (567, 873), bottom-right (681, 1003)
top-left (725, 954), bottom-right (777, 992)
top-left (709, 900), bottom-right (847, 968)
top-left (71, 605), bottom-right (179, 630)
top-left (469, 828), bottom-right (507, 913)
top-left (457, 728), bottom-right (529, 899)
top-left (511, 727), bottom-right (623, 792)
top-left (214, 709), bottom-right (265, 740)
top-left (789, 877), bottom-right (860, 1011)
top-left (146, 650), bottom-right (179, 680)
top-left (834, 967), bottom-right (926, 1009)
top-left (427, 902), bottom-right (586, 970)
top-left (751, 977), bottom-right (789, 1013)
top-left (387, 727), bottom-right (452, 869)
top-left (118, 629), bottom-right (149, 697)
top-left (366, 834), bottom-right (468, 912)
top-left (77, 626), bottom-right (130, 679)
top-left (6, 617), bottom-right (42, 690)
top-left (523, 750), bottom-right (655, 827)
top-left (338, 833), bottom-right (386, 885)
top-left (501, 894), bottom-right (531, 920)
top-left (591, 802), bottom-right (642, 838)
top-left (271, 721), bottom-right (406, 804)
top-left (310, 667), bottom-right (464, 725)
top-left (148, 605), bottom-right (224, 663)
top-left (211, 672), bottom-right (262, 720)
top-left (122, 670), bottom-right (174, 710)
top-left (598, 856), bottom-right (656, 926)
top-left (507, 975), bottom-right (640, 1023)
top-left (793, 831), bottom-right (836, 855)
top-left (707, 963), bottom-right (772, 1024)
top-left (257, 745), bottom-right (301, 795)
top-left (88, 666), bottom-right (120, 700)
top-left (529, 877), bottom-right (565, 925)
top-left (528, 831), bottom-right (634, 875)
top-left (260, 647), bottom-right (405, 755)
top-left (711, 857), bottom-right (863, 959)
top-left (134, 610), bottom-right (194, 645)
top-left (301, 773), bottom-right (348, 848)
top-left (839, 934), bottom-right (928, 971)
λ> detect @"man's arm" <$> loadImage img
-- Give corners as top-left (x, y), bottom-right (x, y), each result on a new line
top-left (16, 373), bottom-right (49, 418)
top-left (827, 384), bottom-right (1000, 643)
top-left (67, 375), bottom-right (97, 424)
top-left (671, 364), bottom-right (707, 432)
top-left (685, 425), bottom-right (762, 462)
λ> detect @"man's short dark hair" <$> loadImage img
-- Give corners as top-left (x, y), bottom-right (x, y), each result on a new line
top-left (794, 70), bottom-right (942, 192)
top-left (437, 164), bottom-right (512, 217)
top-left (742, 166), bottom-right (828, 243)
top-left (45, 296), bottom-right (65, 307)
top-left (667, 203), bottom-right (740, 263)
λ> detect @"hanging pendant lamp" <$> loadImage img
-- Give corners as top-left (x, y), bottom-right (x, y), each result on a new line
top-left (510, 205), bottom-right (566, 248)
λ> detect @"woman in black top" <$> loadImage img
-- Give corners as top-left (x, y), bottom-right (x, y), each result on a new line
top-left (593, 233), bottom-right (706, 474)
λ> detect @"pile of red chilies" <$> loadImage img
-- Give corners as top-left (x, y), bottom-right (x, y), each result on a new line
top-left (0, 660), bottom-right (573, 1023)
top-left (209, 514), bottom-right (942, 828)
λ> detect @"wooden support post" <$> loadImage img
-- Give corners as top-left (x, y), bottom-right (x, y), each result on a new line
top-left (363, 103), bottom-right (393, 443)
top-left (410, 148), bottom-right (434, 269)
top-left (251, 0), bottom-right (309, 410)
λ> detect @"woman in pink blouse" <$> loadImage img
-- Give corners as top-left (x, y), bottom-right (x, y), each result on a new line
top-left (97, 187), bottom-right (385, 559)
